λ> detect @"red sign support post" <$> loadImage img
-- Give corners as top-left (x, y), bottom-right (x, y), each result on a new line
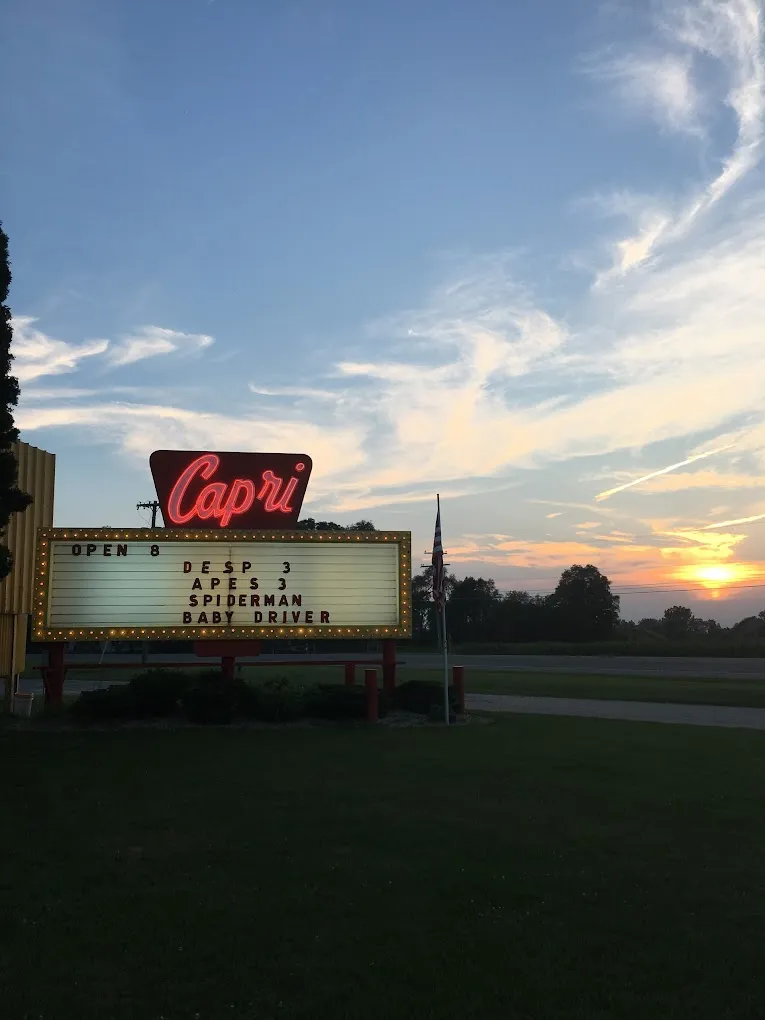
top-left (452, 665), bottom-right (465, 715)
top-left (382, 638), bottom-right (397, 695)
top-left (43, 644), bottom-right (66, 707)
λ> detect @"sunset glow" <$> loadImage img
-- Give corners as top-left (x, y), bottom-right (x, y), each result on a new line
top-left (672, 563), bottom-right (763, 593)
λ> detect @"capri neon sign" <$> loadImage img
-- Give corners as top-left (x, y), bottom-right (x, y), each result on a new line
top-left (150, 450), bottom-right (312, 529)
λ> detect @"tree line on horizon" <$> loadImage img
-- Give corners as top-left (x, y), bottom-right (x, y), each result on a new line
top-left (411, 564), bottom-right (765, 647)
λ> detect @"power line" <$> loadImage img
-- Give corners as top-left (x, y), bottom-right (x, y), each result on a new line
top-left (612, 582), bottom-right (765, 597)
top-left (533, 581), bottom-right (765, 597)
top-left (432, 581), bottom-right (765, 602)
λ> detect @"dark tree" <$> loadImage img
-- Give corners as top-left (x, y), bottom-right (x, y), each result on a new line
top-left (296, 518), bottom-right (375, 532)
top-left (548, 564), bottom-right (620, 641)
top-left (411, 565), bottom-right (456, 643)
top-left (495, 590), bottom-right (553, 642)
top-left (447, 576), bottom-right (502, 643)
top-left (0, 223), bottom-right (31, 579)
top-left (699, 618), bottom-right (722, 637)
top-left (661, 605), bottom-right (697, 640)
top-left (636, 617), bottom-right (663, 634)
top-left (296, 518), bottom-right (344, 532)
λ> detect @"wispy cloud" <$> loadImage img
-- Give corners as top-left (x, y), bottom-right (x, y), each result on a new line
top-left (11, 317), bottom-right (108, 382)
top-left (16, 400), bottom-right (365, 486)
top-left (529, 500), bottom-right (613, 514)
top-left (12, 319), bottom-right (216, 380)
top-left (656, 526), bottom-right (750, 557)
top-left (248, 384), bottom-right (340, 401)
top-left (594, 0), bottom-right (765, 280)
top-left (589, 50), bottom-right (703, 136)
top-left (107, 326), bottom-right (214, 367)
top-left (21, 384), bottom-right (202, 402)
top-left (21, 387), bottom-right (100, 400)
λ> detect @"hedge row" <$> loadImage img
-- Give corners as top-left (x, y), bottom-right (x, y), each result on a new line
top-left (69, 671), bottom-right (458, 725)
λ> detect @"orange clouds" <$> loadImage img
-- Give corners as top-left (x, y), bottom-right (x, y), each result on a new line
top-left (446, 527), bottom-right (765, 598)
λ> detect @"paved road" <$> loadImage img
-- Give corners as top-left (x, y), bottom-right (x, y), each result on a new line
top-left (18, 652), bottom-right (765, 698)
top-left (22, 651), bottom-right (765, 678)
top-left (468, 693), bottom-right (765, 730)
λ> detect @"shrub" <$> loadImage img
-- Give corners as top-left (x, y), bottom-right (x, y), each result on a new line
top-left (70, 684), bottom-right (136, 723)
top-left (195, 668), bottom-right (230, 684)
top-left (181, 682), bottom-right (233, 725)
top-left (393, 680), bottom-right (456, 716)
top-left (235, 676), bottom-right (305, 722)
top-left (129, 669), bottom-right (194, 718)
top-left (306, 683), bottom-right (388, 720)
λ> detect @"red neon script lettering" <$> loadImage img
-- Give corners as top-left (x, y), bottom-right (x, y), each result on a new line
top-left (167, 454), bottom-right (256, 527)
top-left (167, 456), bottom-right (305, 526)
top-left (168, 454), bottom-right (220, 524)
top-left (219, 479), bottom-right (256, 526)
top-left (258, 467), bottom-right (301, 513)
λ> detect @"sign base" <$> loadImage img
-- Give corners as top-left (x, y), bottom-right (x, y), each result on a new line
top-left (193, 640), bottom-right (262, 658)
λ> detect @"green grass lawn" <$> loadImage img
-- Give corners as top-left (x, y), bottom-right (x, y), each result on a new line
top-left (461, 669), bottom-right (765, 707)
top-left (3, 718), bottom-right (765, 1019)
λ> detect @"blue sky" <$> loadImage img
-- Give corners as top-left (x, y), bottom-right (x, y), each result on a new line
top-left (3, 0), bottom-right (765, 622)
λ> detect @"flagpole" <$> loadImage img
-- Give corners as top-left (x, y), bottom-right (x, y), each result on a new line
top-left (441, 597), bottom-right (449, 725)
top-left (438, 494), bottom-right (449, 726)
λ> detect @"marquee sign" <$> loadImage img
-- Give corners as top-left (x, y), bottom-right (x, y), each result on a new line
top-left (149, 451), bottom-right (312, 529)
top-left (33, 528), bottom-right (411, 642)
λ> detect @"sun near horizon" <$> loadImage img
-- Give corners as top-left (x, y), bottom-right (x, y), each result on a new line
top-left (671, 563), bottom-right (764, 599)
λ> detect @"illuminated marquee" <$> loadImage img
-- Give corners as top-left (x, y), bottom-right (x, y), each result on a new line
top-left (33, 528), bottom-right (412, 642)
top-left (150, 451), bottom-right (312, 529)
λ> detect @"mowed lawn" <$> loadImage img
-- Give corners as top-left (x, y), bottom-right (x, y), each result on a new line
top-left (3, 719), bottom-right (765, 1019)
top-left (461, 669), bottom-right (765, 707)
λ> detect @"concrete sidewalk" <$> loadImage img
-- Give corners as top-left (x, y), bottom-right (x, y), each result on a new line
top-left (467, 693), bottom-right (765, 730)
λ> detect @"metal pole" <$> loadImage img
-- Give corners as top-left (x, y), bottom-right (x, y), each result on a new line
top-left (442, 595), bottom-right (449, 725)
top-left (9, 612), bottom-right (18, 702)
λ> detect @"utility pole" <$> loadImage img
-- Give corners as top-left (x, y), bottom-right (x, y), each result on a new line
top-left (136, 501), bottom-right (161, 665)
top-left (136, 501), bottom-right (161, 528)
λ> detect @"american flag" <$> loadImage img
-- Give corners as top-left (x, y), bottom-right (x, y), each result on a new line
top-left (432, 497), bottom-right (445, 610)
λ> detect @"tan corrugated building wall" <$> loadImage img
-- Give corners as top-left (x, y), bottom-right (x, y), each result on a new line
top-left (0, 440), bottom-right (55, 683)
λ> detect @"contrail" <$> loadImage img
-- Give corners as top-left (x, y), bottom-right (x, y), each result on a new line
top-left (701, 512), bottom-right (765, 530)
top-left (594, 443), bottom-right (737, 502)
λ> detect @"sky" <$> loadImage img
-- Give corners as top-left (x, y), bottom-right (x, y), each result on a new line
top-left (3, 0), bottom-right (765, 623)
